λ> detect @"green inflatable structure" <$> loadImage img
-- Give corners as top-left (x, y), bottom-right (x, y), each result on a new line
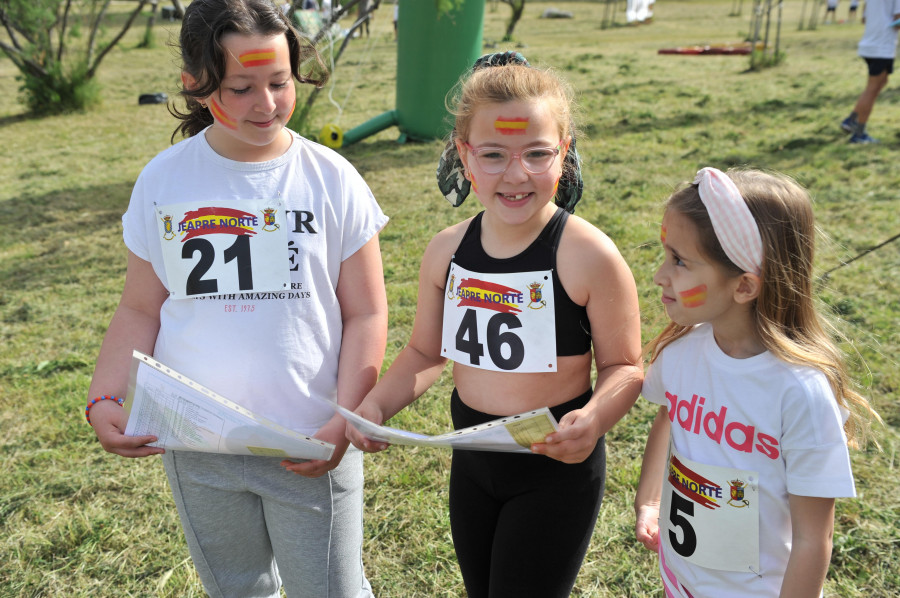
top-left (320, 0), bottom-right (485, 148)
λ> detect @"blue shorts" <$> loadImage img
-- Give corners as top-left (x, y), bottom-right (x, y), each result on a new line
top-left (864, 57), bottom-right (894, 76)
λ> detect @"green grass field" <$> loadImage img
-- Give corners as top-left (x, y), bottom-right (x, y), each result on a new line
top-left (1, 1), bottom-right (898, 596)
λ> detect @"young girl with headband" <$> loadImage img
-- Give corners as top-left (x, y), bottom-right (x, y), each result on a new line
top-left (85, 1), bottom-right (387, 595)
top-left (634, 167), bottom-right (879, 597)
top-left (347, 52), bottom-right (643, 597)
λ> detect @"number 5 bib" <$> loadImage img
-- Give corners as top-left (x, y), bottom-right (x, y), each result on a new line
top-left (660, 440), bottom-right (760, 572)
top-left (441, 263), bottom-right (556, 373)
top-left (156, 199), bottom-right (290, 299)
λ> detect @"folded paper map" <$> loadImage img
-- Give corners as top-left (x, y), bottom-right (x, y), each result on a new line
top-left (334, 403), bottom-right (558, 454)
top-left (123, 351), bottom-right (334, 461)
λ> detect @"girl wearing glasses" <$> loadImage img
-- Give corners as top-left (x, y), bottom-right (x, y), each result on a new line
top-left (347, 53), bottom-right (643, 597)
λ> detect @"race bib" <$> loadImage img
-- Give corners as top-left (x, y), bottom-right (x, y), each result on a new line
top-left (660, 440), bottom-right (760, 572)
top-left (441, 263), bottom-right (557, 372)
top-left (156, 199), bottom-right (290, 299)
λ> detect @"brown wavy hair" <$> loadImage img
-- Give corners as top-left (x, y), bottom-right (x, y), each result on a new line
top-left (169, 0), bottom-right (327, 141)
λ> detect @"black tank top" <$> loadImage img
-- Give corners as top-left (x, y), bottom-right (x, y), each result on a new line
top-left (449, 207), bottom-right (592, 356)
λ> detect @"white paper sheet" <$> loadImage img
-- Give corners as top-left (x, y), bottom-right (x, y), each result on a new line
top-left (335, 404), bottom-right (558, 454)
top-left (123, 351), bottom-right (334, 460)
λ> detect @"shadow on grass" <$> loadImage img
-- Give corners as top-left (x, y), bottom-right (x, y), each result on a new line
top-left (0, 181), bottom-right (133, 292)
top-left (0, 181), bottom-right (130, 238)
top-left (594, 80), bottom-right (899, 165)
top-left (0, 112), bottom-right (32, 128)
top-left (339, 136), bottom-right (445, 172)
top-left (582, 61), bottom-right (900, 144)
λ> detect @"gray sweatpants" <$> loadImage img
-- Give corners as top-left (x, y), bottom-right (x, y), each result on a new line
top-left (162, 449), bottom-right (374, 598)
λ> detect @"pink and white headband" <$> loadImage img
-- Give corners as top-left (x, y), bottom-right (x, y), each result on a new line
top-left (693, 167), bottom-right (763, 276)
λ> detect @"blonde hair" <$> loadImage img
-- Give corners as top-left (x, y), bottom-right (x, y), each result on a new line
top-left (448, 63), bottom-right (574, 144)
top-left (647, 168), bottom-right (879, 448)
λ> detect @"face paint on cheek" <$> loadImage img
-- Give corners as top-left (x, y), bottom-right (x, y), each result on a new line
top-left (678, 284), bottom-right (708, 308)
top-left (552, 175), bottom-right (560, 196)
top-left (470, 172), bottom-right (479, 193)
top-left (287, 100), bottom-right (296, 122)
top-left (494, 117), bottom-right (529, 135)
top-left (209, 97), bottom-right (238, 130)
top-left (238, 48), bottom-right (277, 67)
top-left (660, 225), bottom-right (667, 244)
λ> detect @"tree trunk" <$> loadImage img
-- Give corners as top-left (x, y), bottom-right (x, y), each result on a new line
top-left (142, 0), bottom-right (159, 47)
top-left (171, 0), bottom-right (185, 18)
top-left (87, 0), bottom-right (148, 78)
top-left (503, 0), bottom-right (525, 41)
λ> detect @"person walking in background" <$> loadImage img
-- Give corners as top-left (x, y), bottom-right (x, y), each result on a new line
top-left (634, 167), bottom-right (879, 597)
top-left (849, 0), bottom-right (860, 21)
top-left (356, 0), bottom-right (371, 37)
top-left (84, 1), bottom-right (388, 596)
top-left (348, 52), bottom-right (643, 597)
top-left (627, 0), bottom-right (654, 24)
top-left (824, 0), bottom-right (839, 23)
top-left (841, 0), bottom-right (900, 143)
top-left (392, 0), bottom-right (398, 40)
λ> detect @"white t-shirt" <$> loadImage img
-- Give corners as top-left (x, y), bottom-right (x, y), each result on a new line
top-left (642, 323), bottom-right (855, 597)
top-left (124, 129), bottom-right (388, 435)
top-left (858, 0), bottom-right (900, 58)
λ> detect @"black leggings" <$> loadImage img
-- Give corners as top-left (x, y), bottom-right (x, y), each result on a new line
top-left (449, 389), bottom-right (606, 598)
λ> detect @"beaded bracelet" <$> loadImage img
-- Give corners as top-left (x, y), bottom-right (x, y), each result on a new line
top-left (85, 395), bottom-right (125, 425)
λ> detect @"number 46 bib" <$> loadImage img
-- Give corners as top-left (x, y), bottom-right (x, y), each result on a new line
top-left (156, 199), bottom-right (290, 299)
top-left (441, 263), bottom-right (556, 373)
top-left (661, 440), bottom-right (760, 572)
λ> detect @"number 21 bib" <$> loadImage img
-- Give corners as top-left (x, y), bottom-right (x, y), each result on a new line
top-left (441, 263), bottom-right (556, 373)
top-left (156, 199), bottom-right (290, 299)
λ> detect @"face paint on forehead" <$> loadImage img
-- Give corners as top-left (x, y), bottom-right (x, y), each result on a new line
top-left (209, 96), bottom-right (238, 130)
top-left (494, 117), bottom-right (529, 135)
top-left (238, 48), bottom-right (277, 67)
top-left (678, 284), bottom-right (708, 308)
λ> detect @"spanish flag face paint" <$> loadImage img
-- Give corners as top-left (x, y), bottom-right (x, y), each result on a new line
top-left (465, 99), bottom-right (562, 222)
top-left (208, 96), bottom-right (238, 130)
top-left (287, 100), bottom-right (296, 123)
top-left (494, 117), bottom-right (529, 135)
top-left (678, 284), bottom-right (708, 308)
top-left (660, 225), bottom-right (667, 244)
top-left (200, 32), bottom-right (296, 161)
top-left (238, 48), bottom-right (277, 68)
